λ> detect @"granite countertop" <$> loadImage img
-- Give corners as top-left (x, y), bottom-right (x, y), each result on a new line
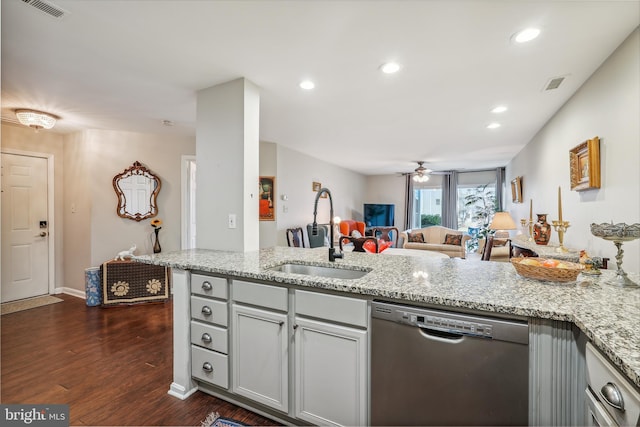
top-left (134, 246), bottom-right (640, 388)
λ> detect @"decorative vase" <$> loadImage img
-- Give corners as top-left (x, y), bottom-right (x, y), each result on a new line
top-left (533, 214), bottom-right (552, 245)
top-left (153, 228), bottom-right (161, 253)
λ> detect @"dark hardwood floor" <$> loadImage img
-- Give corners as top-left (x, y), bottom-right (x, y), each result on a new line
top-left (1, 294), bottom-right (279, 426)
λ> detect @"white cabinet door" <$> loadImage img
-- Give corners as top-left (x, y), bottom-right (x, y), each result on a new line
top-left (231, 304), bottom-right (288, 412)
top-left (294, 317), bottom-right (367, 426)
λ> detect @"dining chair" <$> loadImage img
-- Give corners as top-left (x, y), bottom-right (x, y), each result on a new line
top-left (481, 236), bottom-right (494, 261)
top-left (286, 227), bottom-right (305, 248)
top-left (372, 227), bottom-right (399, 247)
top-left (306, 224), bottom-right (328, 248)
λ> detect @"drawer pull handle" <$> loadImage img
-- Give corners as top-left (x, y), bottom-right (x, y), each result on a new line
top-left (201, 281), bottom-right (213, 291)
top-left (201, 306), bottom-right (212, 316)
top-left (600, 382), bottom-right (625, 411)
top-left (201, 333), bottom-right (212, 343)
top-left (293, 324), bottom-right (299, 330)
top-left (202, 362), bottom-right (213, 373)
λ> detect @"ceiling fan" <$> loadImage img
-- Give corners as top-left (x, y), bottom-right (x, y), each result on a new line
top-left (413, 161), bottom-right (432, 182)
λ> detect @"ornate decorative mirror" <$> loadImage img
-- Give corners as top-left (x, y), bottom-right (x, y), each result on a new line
top-left (113, 161), bottom-right (161, 221)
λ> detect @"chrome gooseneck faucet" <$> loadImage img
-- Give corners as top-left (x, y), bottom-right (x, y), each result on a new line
top-left (312, 187), bottom-right (343, 262)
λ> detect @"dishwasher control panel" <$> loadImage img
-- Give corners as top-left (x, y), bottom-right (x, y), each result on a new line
top-left (372, 301), bottom-right (530, 344)
top-left (404, 312), bottom-right (493, 338)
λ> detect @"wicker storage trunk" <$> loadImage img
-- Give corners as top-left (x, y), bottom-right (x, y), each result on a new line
top-left (101, 259), bottom-right (169, 306)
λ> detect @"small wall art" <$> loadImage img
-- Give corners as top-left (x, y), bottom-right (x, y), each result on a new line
top-left (312, 181), bottom-right (327, 198)
top-left (259, 176), bottom-right (275, 221)
top-left (570, 136), bottom-right (601, 191)
top-left (511, 176), bottom-right (523, 203)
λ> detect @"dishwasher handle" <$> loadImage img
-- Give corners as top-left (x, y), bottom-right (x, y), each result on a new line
top-left (418, 326), bottom-right (465, 343)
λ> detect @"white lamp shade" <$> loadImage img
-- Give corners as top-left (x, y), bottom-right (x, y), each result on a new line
top-left (15, 109), bottom-right (58, 130)
top-left (489, 212), bottom-right (517, 230)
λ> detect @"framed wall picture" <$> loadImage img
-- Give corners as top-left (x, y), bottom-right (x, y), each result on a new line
top-left (511, 176), bottom-right (523, 203)
top-left (312, 181), bottom-right (327, 198)
top-left (570, 136), bottom-right (601, 191)
top-left (259, 176), bottom-right (275, 221)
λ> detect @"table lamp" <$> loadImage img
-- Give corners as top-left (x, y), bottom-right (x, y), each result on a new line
top-left (489, 212), bottom-right (517, 235)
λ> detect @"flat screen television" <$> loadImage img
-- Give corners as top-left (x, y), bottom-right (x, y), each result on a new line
top-left (363, 203), bottom-right (395, 228)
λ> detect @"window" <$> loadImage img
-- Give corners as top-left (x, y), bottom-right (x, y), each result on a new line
top-left (411, 175), bottom-right (442, 229)
top-left (456, 170), bottom-right (504, 252)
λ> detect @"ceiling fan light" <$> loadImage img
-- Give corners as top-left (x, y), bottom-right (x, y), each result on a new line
top-left (15, 109), bottom-right (58, 130)
top-left (412, 161), bottom-right (432, 182)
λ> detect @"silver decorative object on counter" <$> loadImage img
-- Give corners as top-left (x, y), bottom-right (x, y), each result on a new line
top-left (590, 222), bottom-right (640, 287)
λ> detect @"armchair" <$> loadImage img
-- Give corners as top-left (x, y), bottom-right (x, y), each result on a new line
top-left (339, 220), bottom-right (366, 237)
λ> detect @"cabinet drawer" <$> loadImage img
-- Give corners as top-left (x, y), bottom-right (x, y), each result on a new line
top-left (191, 320), bottom-right (228, 354)
top-left (233, 280), bottom-right (288, 311)
top-left (191, 274), bottom-right (227, 299)
top-left (191, 296), bottom-right (228, 326)
top-left (191, 345), bottom-right (228, 389)
top-left (295, 289), bottom-right (368, 328)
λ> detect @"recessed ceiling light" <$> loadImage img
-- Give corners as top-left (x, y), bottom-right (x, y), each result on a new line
top-left (487, 123), bottom-right (501, 129)
top-left (513, 27), bottom-right (541, 43)
top-left (380, 62), bottom-right (401, 74)
top-left (491, 106), bottom-right (508, 113)
top-left (299, 80), bottom-right (315, 90)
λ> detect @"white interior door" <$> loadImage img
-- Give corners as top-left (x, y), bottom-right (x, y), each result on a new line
top-left (1, 153), bottom-right (49, 302)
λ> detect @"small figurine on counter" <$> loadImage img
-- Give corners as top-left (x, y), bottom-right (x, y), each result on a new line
top-left (579, 249), bottom-right (601, 275)
top-left (115, 244), bottom-right (136, 261)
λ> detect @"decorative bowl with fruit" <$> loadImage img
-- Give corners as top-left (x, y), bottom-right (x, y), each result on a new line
top-left (510, 257), bottom-right (584, 282)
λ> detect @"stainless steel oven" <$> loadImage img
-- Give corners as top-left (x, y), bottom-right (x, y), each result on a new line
top-left (585, 342), bottom-right (640, 426)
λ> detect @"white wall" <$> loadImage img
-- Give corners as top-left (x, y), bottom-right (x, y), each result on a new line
top-left (62, 129), bottom-right (195, 291)
top-left (275, 145), bottom-right (367, 247)
top-left (506, 28), bottom-right (639, 273)
top-left (63, 131), bottom-right (92, 295)
top-left (364, 174), bottom-right (406, 229)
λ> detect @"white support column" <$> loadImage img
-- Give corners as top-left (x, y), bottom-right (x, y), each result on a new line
top-left (196, 78), bottom-right (260, 252)
top-left (168, 268), bottom-right (198, 399)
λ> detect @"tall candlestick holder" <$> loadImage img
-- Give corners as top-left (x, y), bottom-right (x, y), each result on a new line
top-left (551, 220), bottom-right (570, 252)
top-left (520, 219), bottom-right (534, 241)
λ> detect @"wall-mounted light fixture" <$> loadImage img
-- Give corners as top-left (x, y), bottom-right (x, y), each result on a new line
top-left (15, 109), bottom-right (59, 131)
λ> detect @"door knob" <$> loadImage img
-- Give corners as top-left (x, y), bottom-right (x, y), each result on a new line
top-left (35, 231), bottom-right (48, 237)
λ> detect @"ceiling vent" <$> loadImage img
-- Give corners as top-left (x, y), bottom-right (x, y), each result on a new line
top-left (543, 76), bottom-right (567, 91)
top-left (21, 0), bottom-right (67, 19)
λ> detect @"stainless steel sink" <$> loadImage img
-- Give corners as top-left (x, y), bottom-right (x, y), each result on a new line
top-left (269, 263), bottom-right (370, 279)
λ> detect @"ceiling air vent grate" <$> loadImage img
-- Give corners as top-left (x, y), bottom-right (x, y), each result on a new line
top-left (21, 0), bottom-right (66, 19)
top-left (544, 76), bottom-right (566, 91)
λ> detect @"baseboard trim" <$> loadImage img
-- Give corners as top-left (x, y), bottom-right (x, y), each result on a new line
top-left (168, 382), bottom-right (198, 400)
top-left (57, 287), bottom-right (85, 299)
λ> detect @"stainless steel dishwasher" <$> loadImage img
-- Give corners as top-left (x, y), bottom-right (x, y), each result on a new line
top-left (371, 301), bottom-right (529, 426)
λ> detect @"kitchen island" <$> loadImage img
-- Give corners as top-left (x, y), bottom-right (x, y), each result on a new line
top-left (135, 247), bottom-right (640, 425)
